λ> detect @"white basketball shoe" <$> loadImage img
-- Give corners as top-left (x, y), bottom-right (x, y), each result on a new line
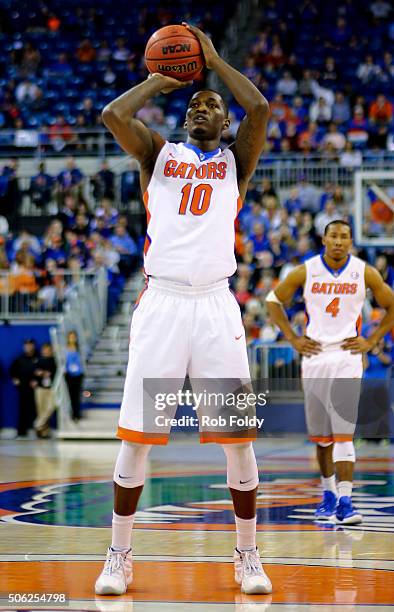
top-left (95, 547), bottom-right (133, 595)
top-left (234, 548), bottom-right (272, 595)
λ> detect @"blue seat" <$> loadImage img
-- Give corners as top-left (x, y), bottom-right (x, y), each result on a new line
top-left (26, 116), bottom-right (39, 128)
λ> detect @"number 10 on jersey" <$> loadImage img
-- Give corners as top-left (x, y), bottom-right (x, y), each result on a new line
top-left (178, 184), bottom-right (213, 216)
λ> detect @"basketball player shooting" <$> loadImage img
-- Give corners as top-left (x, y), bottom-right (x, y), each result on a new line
top-left (266, 220), bottom-right (394, 524)
top-left (95, 25), bottom-right (271, 596)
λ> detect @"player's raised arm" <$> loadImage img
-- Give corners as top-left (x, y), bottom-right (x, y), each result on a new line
top-left (266, 265), bottom-right (321, 357)
top-left (102, 74), bottom-right (190, 180)
top-left (184, 23), bottom-right (269, 200)
top-left (341, 264), bottom-right (394, 354)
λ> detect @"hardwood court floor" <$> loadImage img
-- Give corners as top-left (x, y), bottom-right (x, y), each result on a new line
top-left (0, 437), bottom-right (393, 611)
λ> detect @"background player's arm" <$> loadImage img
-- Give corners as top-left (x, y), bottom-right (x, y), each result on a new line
top-left (342, 264), bottom-right (394, 353)
top-left (102, 74), bottom-right (190, 189)
top-left (266, 265), bottom-right (321, 356)
top-left (185, 24), bottom-right (269, 200)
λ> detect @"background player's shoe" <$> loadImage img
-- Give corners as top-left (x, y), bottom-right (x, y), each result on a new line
top-left (336, 497), bottom-right (363, 525)
top-left (95, 547), bottom-right (133, 595)
top-left (315, 490), bottom-right (337, 521)
top-left (234, 548), bottom-right (272, 594)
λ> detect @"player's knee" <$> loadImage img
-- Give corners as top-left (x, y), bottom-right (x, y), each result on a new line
top-left (317, 441), bottom-right (333, 448)
top-left (113, 441), bottom-right (152, 488)
top-left (222, 442), bottom-right (259, 491)
top-left (333, 441), bottom-right (355, 463)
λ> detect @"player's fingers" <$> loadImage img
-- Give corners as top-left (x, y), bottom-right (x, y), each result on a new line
top-left (305, 340), bottom-right (321, 352)
top-left (342, 340), bottom-right (358, 349)
top-left (302, 347), bottom-right (319, 356)
top-left (341, 337), bottom-right (356, 346)
top-left (182, 22), bottom-right (195, 32)
top-left (305, 337), bottom-right (321, 348)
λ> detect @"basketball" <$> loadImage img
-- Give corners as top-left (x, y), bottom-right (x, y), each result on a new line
top-left (145, 24), bottom-right (204, 81)
top-left (371, 200), bottom-right (394, 224)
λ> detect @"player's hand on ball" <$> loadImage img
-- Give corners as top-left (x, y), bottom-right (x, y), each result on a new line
top-left (148, 73), bottom-right (193, 94)
top-left (182, 22), bottom-right (219, 69)
top-left (291, 335), bottom-right (321, 357)
top-left (341, 336), bottom-right (374, 354)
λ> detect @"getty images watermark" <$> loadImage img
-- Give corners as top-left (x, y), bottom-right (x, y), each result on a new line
top-left (142, 379), bottom-right (268, 435)
top-left (154, 389), bottom-right (266, 429)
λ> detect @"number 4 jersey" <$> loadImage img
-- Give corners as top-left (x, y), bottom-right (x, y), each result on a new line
top-left (143, 141), bottom-right (242, 286)
top-left (303, 254), bottom-right (366, 348)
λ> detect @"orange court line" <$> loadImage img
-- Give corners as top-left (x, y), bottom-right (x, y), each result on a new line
top-left (0, 476), bottom-right (107, 493)
top-left (189, 497), bottom-right (320, 510)
top-left (0, 460), bottom-right (391, 497)
top-left (133, 523), bottom-right (322, 531)
top-left (256, 455), bottom-right (394, 463)
top-left (0, 508), bottom-right (20, 517)
top-left (1, 560), bottom-right (393, 604)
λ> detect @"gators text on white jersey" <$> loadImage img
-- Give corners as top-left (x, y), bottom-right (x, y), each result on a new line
top-left (143, 141), bottom-right (242, 286)
top-left (303, 254), bottom-right (366, 348)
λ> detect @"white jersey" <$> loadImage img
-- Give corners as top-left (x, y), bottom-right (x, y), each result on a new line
top-left (143, 141), bottom-right (241, 286)
top-left (303, 254), bottom-right (366, 348)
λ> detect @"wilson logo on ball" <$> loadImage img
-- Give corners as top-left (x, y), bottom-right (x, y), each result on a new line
top-left (145, 24), bottom-right (204, 81)
top-left (162, 43), bottom-right (191, 54)
top-left (157, 61), bottom-right (198, 74)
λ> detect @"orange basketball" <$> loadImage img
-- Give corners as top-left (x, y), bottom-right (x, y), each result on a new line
top-left (145, 24), bottom-right (204, 81)
top-left (371, 200), bottom-right (394, 224)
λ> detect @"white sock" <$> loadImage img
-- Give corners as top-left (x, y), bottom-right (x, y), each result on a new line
top-left (337, 481), bottom-right (352, 499)
top-left (111, 511), bottom-right (134, 551)
top-left (235, 515), bottom-right (256, 551)
top-left (321, 475), bottom-right (337, 495)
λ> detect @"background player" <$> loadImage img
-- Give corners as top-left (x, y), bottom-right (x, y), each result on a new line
top-left (95, 24), bottom-right (272, 596)
top-left (266, 220), bottom-right (394, 524)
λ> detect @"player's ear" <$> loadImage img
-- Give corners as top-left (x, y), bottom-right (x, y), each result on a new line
top-left (322, 235), bottom-right (327, 247)
top-left (183, 119), bottom-right (187, 129)
top-left (223, 118), bottom-right (230, 130)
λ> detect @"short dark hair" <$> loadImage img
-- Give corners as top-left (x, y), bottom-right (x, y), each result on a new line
top-left (324, 220), bottom-right (353, 237)
top-left (189, 89), bottom-right (228, 116)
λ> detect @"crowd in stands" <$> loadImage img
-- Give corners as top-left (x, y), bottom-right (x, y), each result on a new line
top-left (0, 0), bottom-right (232, 152)
top-left (0, 155), bottom-right (140, 226)
top-left (236, 0), bottom-right (394, 155)
top-left (1, 0), bottom-right (393, 157)
top-left (0, 0), bottom-right (393, 362)
top-left (0, 151), bottom-right (393, 362)
top-left (233, 174), bottom-right (394, 364)
top-left (0, 157), bottom-right (142, 316)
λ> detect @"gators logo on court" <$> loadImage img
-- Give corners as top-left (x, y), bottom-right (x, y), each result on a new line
top-left (0, 474), bottom-right (393, 533)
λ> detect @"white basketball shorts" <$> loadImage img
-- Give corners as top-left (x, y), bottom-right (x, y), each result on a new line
top-left (117, 277), bottom-right (252, 445)
top-left (301, 348), bottom-right (363, 443)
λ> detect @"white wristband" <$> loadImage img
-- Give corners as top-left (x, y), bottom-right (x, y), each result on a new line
top-left (266, 290), bottom-right (282, 305)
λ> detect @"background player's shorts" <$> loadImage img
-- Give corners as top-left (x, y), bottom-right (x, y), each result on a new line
top-left (301, 349), bottom-right (363, 443)
top-left (117, 277), bottom-right (253, 445)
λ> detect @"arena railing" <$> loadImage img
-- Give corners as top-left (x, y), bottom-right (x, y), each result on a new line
top-left (50, 325), bottom-right (72, 433)
top-left (247, 341), bottom-right (303, 398)
top-left (3, 126), bottom-right (394, 165)
top-left (0, 268), bottom-right (107, 334)
top-left (253, 158), bottom-right (394, 190)
top-left (13, 158), bottom-right (394, 218)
